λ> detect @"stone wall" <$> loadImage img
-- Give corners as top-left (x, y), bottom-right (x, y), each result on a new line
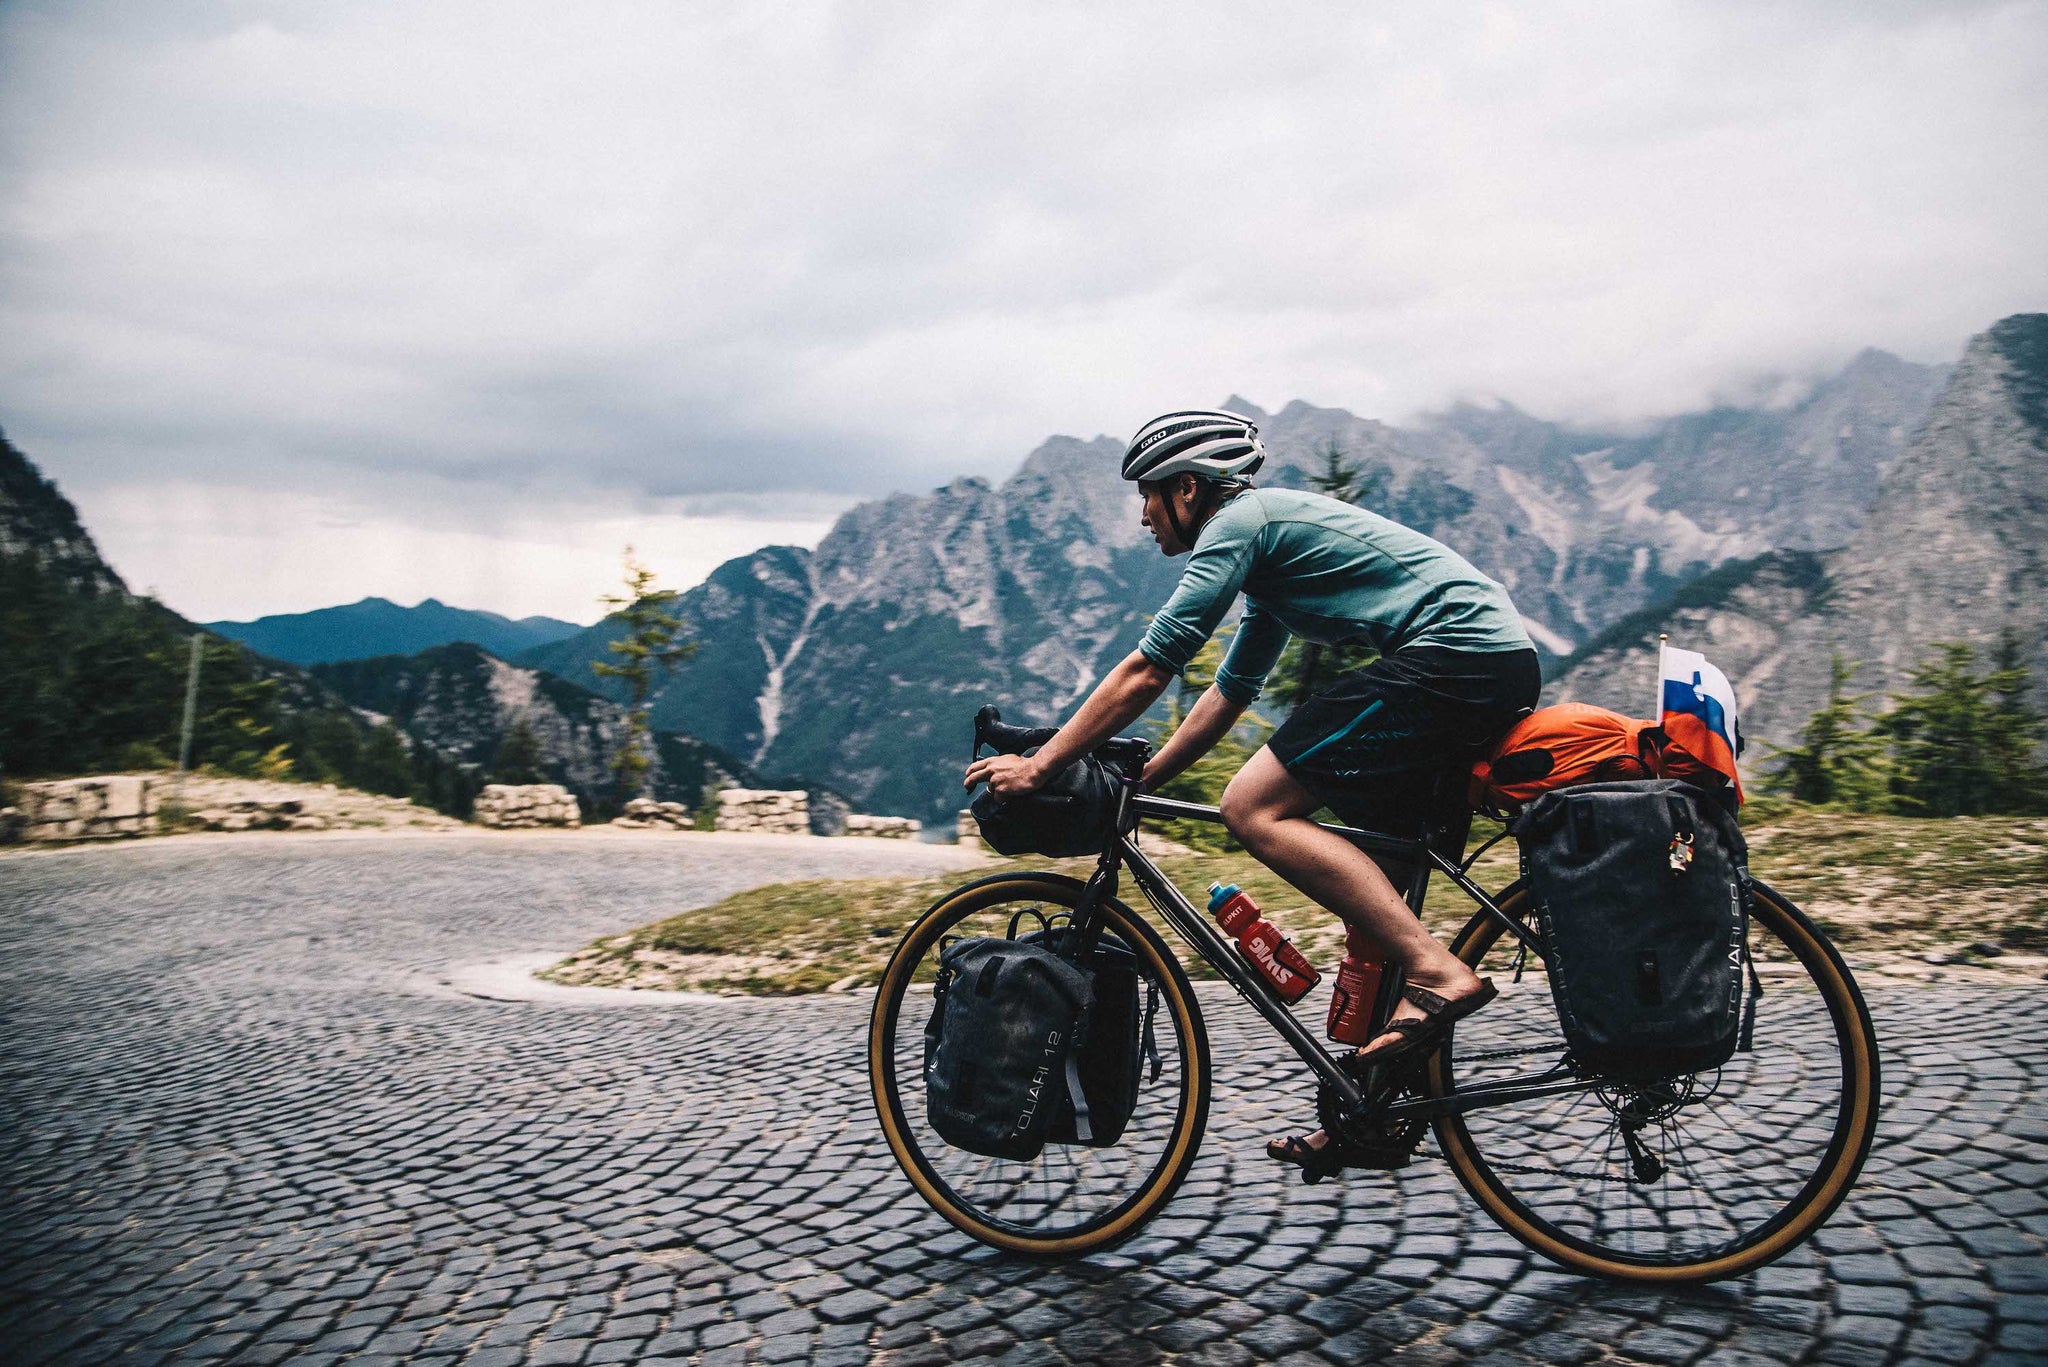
top-left (715, 788), bottom-right (809, 835)
top-left (612, 798), bottom-right (693, 831)
top-left (843, 814), bottom-right (921, 840)
top-left (10, 776), bottom-right (161, 841)
top-left (956, 808), bottom-right (984, 851)
top-left (191, 798), bottom-right (329, 832)
top-left (474, 784), bottom-right (581, 829)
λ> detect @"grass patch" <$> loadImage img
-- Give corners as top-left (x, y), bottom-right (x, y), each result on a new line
top-left (542, 807), bottom-right (2048, 995)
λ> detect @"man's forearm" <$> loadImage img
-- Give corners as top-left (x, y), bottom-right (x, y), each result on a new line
top-left (1143, 684), bottom-right (1247, 790)
top-left (1029, 652), bottom-right (1174, 777)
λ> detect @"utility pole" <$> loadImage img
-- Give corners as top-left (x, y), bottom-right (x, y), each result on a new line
top-left (177, 635), bottom-right (203, 775)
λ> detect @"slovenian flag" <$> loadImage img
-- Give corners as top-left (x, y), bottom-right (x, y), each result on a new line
top-left (1660, 643), bottom-right (1743, 800)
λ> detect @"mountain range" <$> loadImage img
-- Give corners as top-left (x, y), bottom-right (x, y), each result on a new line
top-left (13, 315), bottom-right (2039, 826)
top-left (519, 343), bottom-right (1965, 822)
top-left (1552, 313), bottom-right (2048, 749)
top-left (206, 597), bottom-right (584, 666)
top-left (307, 643), bottom-right (768, 816)
top-left (0, 427), bottom-right (755, 819)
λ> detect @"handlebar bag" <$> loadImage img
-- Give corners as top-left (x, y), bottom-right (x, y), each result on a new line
top-left (922, 936), bottom-right (1096, 1161)
top-left (969, 750), bottom-right (1120, 858)
top-left (1512, 779), bottom-right (1750, 1080)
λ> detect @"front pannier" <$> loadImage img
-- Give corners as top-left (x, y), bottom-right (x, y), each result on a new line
top-left (1513, 779), bottom-right (1751, 1080)
top-left (1023, 930), bottom-right (1161, 1148)
top-left (922, 937), bottom-right (1095, 1161)
top-left (969, 750), bottom-right (1121, 858)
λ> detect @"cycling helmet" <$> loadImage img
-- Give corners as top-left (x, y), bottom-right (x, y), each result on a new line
top-left (1121, 409), bottom-right (1266, 484)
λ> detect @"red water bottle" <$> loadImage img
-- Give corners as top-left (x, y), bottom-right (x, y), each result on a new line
top-left (1326, 922), bottom-right (1385, 1045)
top-left (1207, 882), bottom-right (1320, 1005)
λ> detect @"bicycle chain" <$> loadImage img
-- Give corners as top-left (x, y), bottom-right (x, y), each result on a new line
top-left (1479, 1157), bottom-right (1645, 1184)
top-left (1446, 1044), bottom-right (1650, 1183)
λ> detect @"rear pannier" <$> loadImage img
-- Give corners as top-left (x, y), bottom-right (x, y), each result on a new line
top-left (1513, 779), bottom-right (1752, 1080)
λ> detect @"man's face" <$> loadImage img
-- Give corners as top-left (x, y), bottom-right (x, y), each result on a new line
top-left (1138, 476), bottom-right (1196, 556)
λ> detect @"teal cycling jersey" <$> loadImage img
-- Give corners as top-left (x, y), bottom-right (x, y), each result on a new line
top-left (1136, 487), bottom-right (1532, 705)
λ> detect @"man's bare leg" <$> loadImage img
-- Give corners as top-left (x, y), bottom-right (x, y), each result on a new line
top-left (1218, 747), bottom-right (1485, 1152)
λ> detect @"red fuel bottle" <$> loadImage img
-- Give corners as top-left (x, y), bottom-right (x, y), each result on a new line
top-left (1206, 882), bottom-right (1320, 1005)
top-left (1326, 922), bottom-right (1385, 1045)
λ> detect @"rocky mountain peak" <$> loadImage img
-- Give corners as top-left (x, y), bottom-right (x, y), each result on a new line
top-left (0, 426), bottom-right (126, 595)
top-left (1552, 312), bottom-right (2048, 755)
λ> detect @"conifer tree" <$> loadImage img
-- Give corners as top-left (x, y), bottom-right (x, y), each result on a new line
top-left (1763, 651), bottom-right (1891, 809)
top-left (1879, 642), bottom-right (2048, 817)
top-left (592, 549), bottom-right (696, 803)
top-left (490, 715), bottom-right (547, 785)
top-left (1988, 631), bottom-right (2048, 813)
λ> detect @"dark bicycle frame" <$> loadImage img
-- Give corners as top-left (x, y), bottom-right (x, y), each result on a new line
top-left (1061, 771), bottom-right (1608, 1130)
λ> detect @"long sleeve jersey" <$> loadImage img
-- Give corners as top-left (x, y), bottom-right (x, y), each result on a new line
top-left (1135, 487), bottom-right (1532, 705)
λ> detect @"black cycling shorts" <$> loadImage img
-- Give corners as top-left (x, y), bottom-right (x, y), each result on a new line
top-left (1268, 645), bottom-right (1541, 838)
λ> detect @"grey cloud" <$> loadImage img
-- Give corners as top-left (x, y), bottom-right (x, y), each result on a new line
top-left (2, 0), bottom-right (2045, 516)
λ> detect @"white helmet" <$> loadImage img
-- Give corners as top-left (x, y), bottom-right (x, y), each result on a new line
top-left (1121, 409), bottom-right (1266, 484)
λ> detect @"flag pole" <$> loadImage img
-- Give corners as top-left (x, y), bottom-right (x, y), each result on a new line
top-left (1654, 633), bottom-right (1667, 721)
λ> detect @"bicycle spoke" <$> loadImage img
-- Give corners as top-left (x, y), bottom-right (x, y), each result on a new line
top-left (873, 879), bottom-right (1207, 1249)
top-left (1434, 883), bottom-right (1878, 1277)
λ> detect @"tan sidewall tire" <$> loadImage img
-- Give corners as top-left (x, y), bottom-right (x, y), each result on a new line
top-left (1429, 881), bottom-right (1881, 1284)
top-left (867, 872), bottom-right (1211, 1257)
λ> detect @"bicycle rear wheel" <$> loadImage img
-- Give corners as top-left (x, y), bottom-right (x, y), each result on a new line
top-left (868, 871), bottom-right (1211, 1257)
top-left (1427, 879), bottom-right (1880, 1283)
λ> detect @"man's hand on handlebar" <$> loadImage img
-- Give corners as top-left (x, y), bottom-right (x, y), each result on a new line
top-left (963, 752), bottom-right (1047, 796)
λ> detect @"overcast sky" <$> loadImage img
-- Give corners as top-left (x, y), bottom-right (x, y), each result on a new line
top-left (3, 1), bottom-right (2045, 622)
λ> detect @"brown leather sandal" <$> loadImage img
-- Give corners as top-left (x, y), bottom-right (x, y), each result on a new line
top-left (1353, 978), bottom-right (1499, 1067)
top-left (1266, 1133), bottom-right (1348, 1185)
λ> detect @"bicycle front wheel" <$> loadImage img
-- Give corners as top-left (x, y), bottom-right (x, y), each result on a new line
top-left (1428, 879), bottom-right (1881, 1283)
top-left (868, 871), bottom-right (1211, 1257)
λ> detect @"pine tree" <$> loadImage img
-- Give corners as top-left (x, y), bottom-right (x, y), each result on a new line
top-left (1988, 631), bottom-right (2048, 813)
top-left (591, 549), bottom-right (696, 803)
top-left (490, 715), bottom-right (547, 785)
top-left (1763, 651), bottom-right (1891, 809)
top-left (1879, 642), bottom-right (2048, 817)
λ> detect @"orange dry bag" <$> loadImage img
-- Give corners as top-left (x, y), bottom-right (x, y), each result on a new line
top-left (1468, 703), bottom-right (1662, 817)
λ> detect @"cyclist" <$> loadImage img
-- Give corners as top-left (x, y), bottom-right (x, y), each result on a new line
top-left (963, 408), bottom-right (1540, 1179)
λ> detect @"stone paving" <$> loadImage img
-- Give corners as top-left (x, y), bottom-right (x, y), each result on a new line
top-left (2, 833), bottom-right (2045, 1367)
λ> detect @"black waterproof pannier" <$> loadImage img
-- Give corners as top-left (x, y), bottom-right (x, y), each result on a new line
top-left (1020, 930), bottom-right (1161, 1148)
top-left (969, 750), bottom-right (1121, 858)
top-left (1512, 779), bottom-right (1751, 1080)
top-left (922, 936), bottom-right (1095, 1161)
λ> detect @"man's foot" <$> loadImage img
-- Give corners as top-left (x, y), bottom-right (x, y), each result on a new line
top-left (1266, 1130), bottom-right (1346, 1184)
top-left (1353, 976), bottom-right (1499, 1065)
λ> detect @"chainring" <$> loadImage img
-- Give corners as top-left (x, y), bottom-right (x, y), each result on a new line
top-left (1315, 1050), bottom-right (1430, 1170)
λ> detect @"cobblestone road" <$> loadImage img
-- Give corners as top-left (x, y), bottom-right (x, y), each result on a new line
top-left (3, 834), bottom-right (2045, 1367)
